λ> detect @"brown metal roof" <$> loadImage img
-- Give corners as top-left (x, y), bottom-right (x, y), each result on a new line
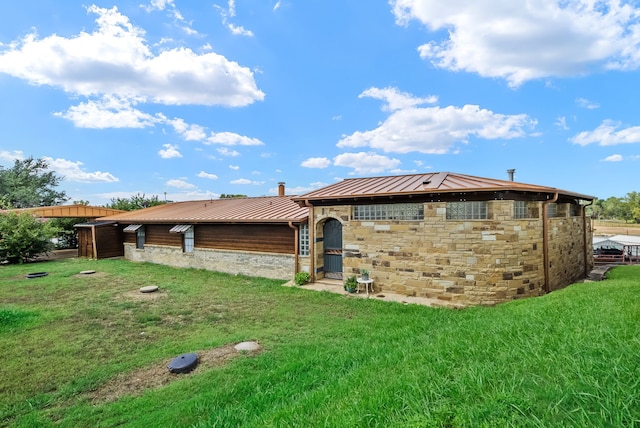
top-left (98, 196), bottom-right (309, 224)
top-left (293, 172), bottom-right (594, 202)
top-left (3, 204), bottom-right (126, 218)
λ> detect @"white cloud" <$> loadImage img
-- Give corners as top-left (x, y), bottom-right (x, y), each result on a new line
top-left (197, 171), bottom-right (218, 180)
top-left (229, 165), bottom-right (240, 170)
top-left (333, 152), bottom-right (401, 175)
top-left (228, 24), bottom-right (254, 37)
top-left (45, 157), bottom-right (119, 183)
top-left (301, 157), bottom-right (331, 168)
top-left (158, 144), bottom-right (182, 159)
top-left (555, 116), bottom-right (569, 130)
top-left (217, 147), bottom-right (240, 157)
top-left (206, 131), bottom-right (264, 146)
top-left (215, 1), bottom-right (254, 37)
top-left (165, 117), bottom-right (207, 141)
top-left (273, 1), bottom-right (281, 12)
top-left (0, 5), bottom-right (264, 106)
top-left (166, 179), bottom-right (196, 189)
top-left (571, 120), bottom-right (640, 146)
top-left (0, 150), bottom-right (25, 164)
top-left (603, 154), bottom-right (623, 162)
top-left (391, 0), bottom-right (640, 87)
top-left (230, 178), bottom-right (264, 185)
top-left (141, 0), bottom-right (175, 13)
top-left (55, 96), bottom-right (160, 129)
top-left (576, 97), bottom-right (600, 109)
top-left (338, 87), bottom-right (535, 154)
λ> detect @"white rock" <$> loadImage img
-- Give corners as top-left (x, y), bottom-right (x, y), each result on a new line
top-left (234, 341), bottom-right (261, 351)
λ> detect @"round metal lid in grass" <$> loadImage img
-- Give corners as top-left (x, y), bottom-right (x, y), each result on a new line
top-left (26, 272), bottom-right (48, 279)
top-left (168, 353), bottom-right (198, 374)
top-left (79, 270), bottom-right (96, 275)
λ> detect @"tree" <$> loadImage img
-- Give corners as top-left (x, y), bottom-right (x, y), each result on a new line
top-left (220, 194), bottom-right (247, 198)
top-left (0, 211), bottom-right (59, 263)
top-left (105, 193), bottom-right (165, 211)
top-left (0, 157), bottom-right (67, 208)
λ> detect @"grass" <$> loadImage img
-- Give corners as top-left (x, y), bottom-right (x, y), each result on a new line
top-left (1, 258), bottom-right (640, 427)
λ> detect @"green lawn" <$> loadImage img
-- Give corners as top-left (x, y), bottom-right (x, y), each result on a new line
top-left (1, 258), bottom-right (639, 427)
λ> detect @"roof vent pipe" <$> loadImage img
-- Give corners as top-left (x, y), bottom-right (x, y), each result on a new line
top-left (278, 182), bottom-right (285, 196)
top-left (507, 169), bottom-right (515, 181)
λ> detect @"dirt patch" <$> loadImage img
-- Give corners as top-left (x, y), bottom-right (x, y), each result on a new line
top-left (72, 271), bottom-right (110, 279)
top-left (88, 343), bottom-right (262, 403)
top-left (121, 289), bottom-right (168, 301)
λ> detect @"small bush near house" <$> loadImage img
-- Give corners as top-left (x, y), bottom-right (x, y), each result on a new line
top-left (294, 271), bottom-right (310, 285)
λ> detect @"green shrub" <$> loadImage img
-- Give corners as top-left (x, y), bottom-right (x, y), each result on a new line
top-left (0, 211), bottom-right (59, 263)
top-left (294, 272), bottom-right (310, 285)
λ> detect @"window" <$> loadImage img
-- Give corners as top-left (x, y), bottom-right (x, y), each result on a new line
top-left (170, 224), bottom-right (194, 253)
top-left (570, 204), bottom-right (579, 217)
top-left (184, 227), bottom-right (194, 253)
top-left (136, 227), bottom-right (145, 249)
top-left (353, 203), bottom-right (424, 221)
top-left (123, 224), bottom-right (145, 249)
top-left (446, 201), bottom-right (487, 220)
top-left (299, 223), bottom-right (309, 256)
top-left (514, 201), bottom-right (528, 219)
top-left (546, 203), bottom-right (558, 218)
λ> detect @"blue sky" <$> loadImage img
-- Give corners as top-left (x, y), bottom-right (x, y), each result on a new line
top-left (1, 1), bottom-right (639, 205)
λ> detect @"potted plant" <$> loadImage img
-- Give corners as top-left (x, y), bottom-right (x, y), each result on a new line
top-left (343, 275), bottom-right (358, 293)
top-left (360, 269), bottom-right (369, 281)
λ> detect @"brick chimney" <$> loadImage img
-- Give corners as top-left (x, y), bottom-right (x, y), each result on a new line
top-left (278, 182), bottom-right (285, 196)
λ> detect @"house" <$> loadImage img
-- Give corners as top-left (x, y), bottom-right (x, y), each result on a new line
top-left (88, 183), bottom-right (309, 280)
top-left (84, 173), bottom-right (593, 306)
top-left (292, 172), bottom-right (594, 305)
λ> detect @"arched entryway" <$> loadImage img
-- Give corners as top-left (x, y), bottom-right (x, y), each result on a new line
top-left (323, 218), bottom-right (343, 279)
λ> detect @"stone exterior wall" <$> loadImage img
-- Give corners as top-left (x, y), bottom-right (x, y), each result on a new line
top-left (547, 212), bottom-right (592, 291)
top-left (312, 200), bottom-right (591, 305)
top-left (124, 243), bottom-right (294, 280)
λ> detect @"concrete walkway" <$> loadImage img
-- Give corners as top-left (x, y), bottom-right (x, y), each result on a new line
top-left (284, 278), bottom-right (466, 309)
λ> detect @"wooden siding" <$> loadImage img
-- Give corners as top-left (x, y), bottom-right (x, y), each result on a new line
top-left (145, 224), bottom-right (182, 247)
top-left (196, 224), bottom-right (295, 254)
top-left (123, 231), bottom-right (136, 244)
top-left (77, 228), bottom-right (93, 258)
top-left (95, 226), bottom-right (124, 258)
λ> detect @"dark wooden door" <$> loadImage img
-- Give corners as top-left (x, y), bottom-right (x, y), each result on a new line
top-left (323, 218), bottom-right (343, 279)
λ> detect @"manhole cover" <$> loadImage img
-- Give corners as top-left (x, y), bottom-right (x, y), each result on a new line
top-left (168, 353), bottom-right (198, 373)
top-left (139, 285), bottom-right (159, 293)
top-left (26, 272), bottom-right (48, 279)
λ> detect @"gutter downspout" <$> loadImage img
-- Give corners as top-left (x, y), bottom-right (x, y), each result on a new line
top-left (304, 200), bottom-right (315, 282)
top-left (582, 200), bottom-right (594, 277)
top-left (288, 221), bottom-right (299, 278)
top-left (542, 192), bottom-right (559, 293)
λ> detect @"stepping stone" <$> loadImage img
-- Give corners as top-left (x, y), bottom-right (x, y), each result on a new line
top-left (234, 341), bottom-right (261, 352)
top-left (79, 270), bottom-right (96, 275)
top-left (139, 285), bottom-right (159, 293)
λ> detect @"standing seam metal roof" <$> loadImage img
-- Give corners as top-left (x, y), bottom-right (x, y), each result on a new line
top-left (97, 196), bottom-right (309, 223)
top-left (293, 172), bottom-right (594, 201)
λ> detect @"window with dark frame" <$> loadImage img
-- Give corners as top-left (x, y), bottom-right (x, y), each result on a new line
top-left (136, 227), bottom-right (145, 249)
